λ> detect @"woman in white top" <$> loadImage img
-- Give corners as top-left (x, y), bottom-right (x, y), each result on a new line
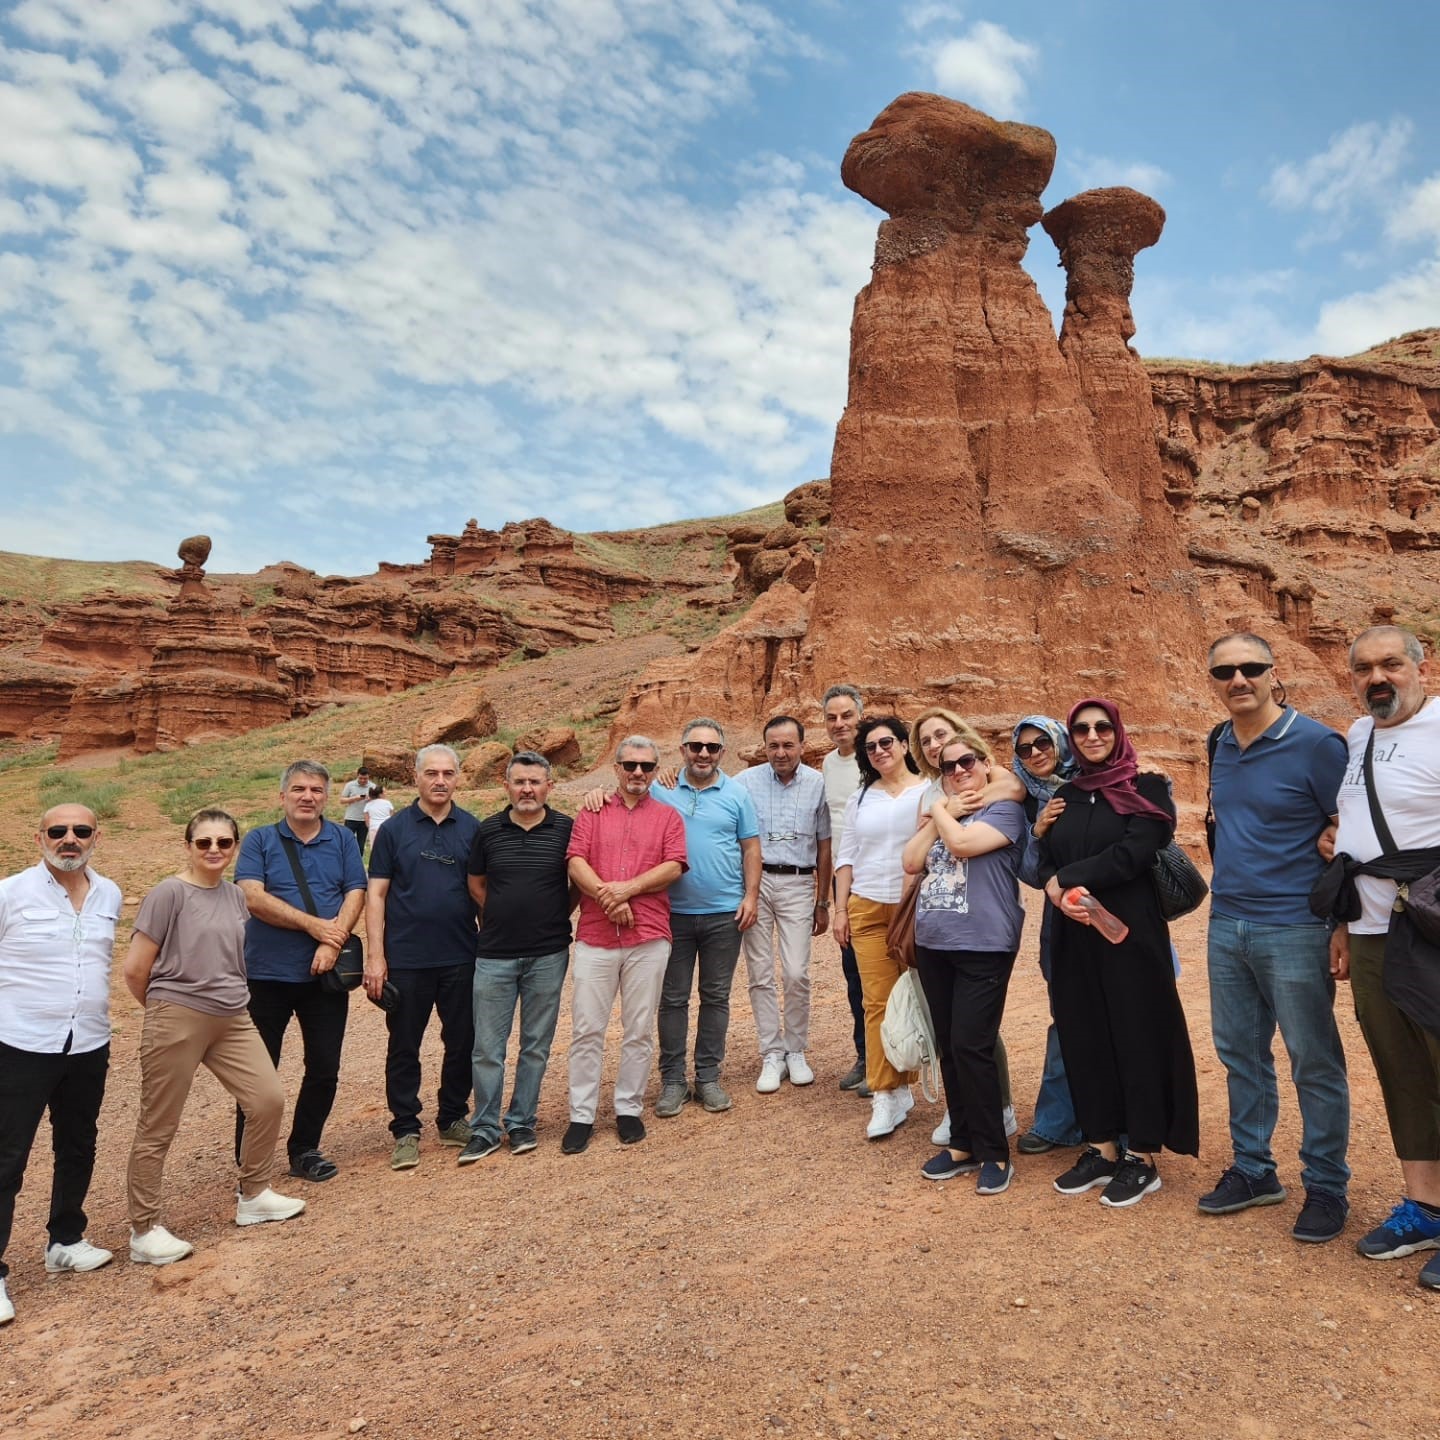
top-left (834, 715), bottom-right (929, 1140)
top-left (363, 785), bottom-right (394, 844)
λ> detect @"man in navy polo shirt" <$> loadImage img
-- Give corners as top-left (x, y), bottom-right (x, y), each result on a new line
top-left (1200, 632), bottom-right (1351, 1242)
top-left (460, 751), bottom-right (575, 1162)
top-left (365, 743), bottom-right (481, 1171)
top-left (235, 759), bottom-right (367, 1184)
top-left (652, 717), bottom-right (761, 1118)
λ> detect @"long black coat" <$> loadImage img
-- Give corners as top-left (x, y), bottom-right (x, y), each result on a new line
top-left (1036, 772), bottom-right (1199, 1156)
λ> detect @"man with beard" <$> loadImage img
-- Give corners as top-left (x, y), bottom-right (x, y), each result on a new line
top-left (1331, 626), bottom-right (1440, 1290)
top-left (0, 805), bottom-right (122, 1325)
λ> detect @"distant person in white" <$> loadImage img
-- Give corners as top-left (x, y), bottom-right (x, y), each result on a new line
top-left (364, 785), bottom-right (394, 845)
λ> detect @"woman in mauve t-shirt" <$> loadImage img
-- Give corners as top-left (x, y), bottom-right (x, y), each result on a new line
top-left (122, 809), bottom-right (306, 1266)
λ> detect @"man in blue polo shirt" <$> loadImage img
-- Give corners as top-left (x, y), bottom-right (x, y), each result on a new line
top-left (235, 759), bottom-right (367, 1184)
top-left (1200, 632), bottom-right (1351, 1242)
top-left (652, 717), bottom-right (761, 1118)
top-left (365, 743), bottom-right (481, 1171)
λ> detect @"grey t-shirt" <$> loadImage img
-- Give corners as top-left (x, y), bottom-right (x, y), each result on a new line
top-left (914, 800), bottom-right (1026, 953)
top-left (133, 876), bottom-right (250, 1016)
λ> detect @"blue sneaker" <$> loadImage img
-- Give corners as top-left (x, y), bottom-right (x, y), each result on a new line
top-left (975, 1160), bottom-right (1013, 1195)
top-left (1355, 1199), bottom-right (1440, 1260)
top-left (920, 1150), bottom-right (980, 1181)
top-left (1420, 1252), bottom-right (1440, 1291)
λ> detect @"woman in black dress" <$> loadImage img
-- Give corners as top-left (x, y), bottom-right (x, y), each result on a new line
top-left (1036, 698), bottom-right (1198, 1208)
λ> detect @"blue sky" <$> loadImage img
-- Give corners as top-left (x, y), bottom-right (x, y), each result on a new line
top-left (2, 0), bottom-right (1439, 574)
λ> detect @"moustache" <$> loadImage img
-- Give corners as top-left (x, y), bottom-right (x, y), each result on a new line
top-left (1367, 684), bottom-right (1395, 700)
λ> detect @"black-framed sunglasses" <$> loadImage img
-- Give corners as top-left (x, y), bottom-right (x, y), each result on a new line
top-left (1014, 735), bottom-right (1056, 760)
top-left (45, 824), bottom-right (95, 840)
top-left (864, 735), bottom-right (898, 754)
top-left (939, 753), bottom-right (980, 776)
top-left (1209, 662), bottom-right (1272, 681)
top-left (618, 759), bottom-right (657, 774)
top-left (683, 741), bottom-right (723, 755)
top-left (192, 836), bottom-right (236, 852)
top-left (1070, 720), bottom-right (1116, 738)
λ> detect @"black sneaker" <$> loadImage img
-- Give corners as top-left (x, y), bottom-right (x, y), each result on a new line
top-left (507, 1127), bottom-right (538, 1155)
top-left (561, 1121), bottom-right (593, 1155)
top-left (1420, 1252), bottom-right (1440, 1291)
top-left (1017, 1130), bottom-right (1059, 1155)
top-left (616, 1114), bottom-right (646, 1145)
top-left (838, 1059), bottom-right (866, 1092)
top-left (1292, 1188), bottom-right (1348, 1244)
top-left (1100, 1153), bottom-right (1162, 1209)
top-left (1054, 1146), bottom-right (1118, 1195)
top-left (1197, 1165), bottom-right (1286, 1215)
top-left (457, 1132), bottom-right (502, 1166)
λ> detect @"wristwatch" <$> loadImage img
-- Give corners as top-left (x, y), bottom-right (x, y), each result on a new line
top-left (814, 900), bottom-right (830, 909)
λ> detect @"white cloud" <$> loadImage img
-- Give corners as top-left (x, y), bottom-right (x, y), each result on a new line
top-left (1063, 152), bottom-right (1172, 196)
top-left (1266, 118), bottom-right (1413, 219)
top-left (928, 21), bottom-right (1037, 117)
top-left (1389, 172), bottom-right (1440, 243)
top-left (1310, 259), bottom-right (1440, 355)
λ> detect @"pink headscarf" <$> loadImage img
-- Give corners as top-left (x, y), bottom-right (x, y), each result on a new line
top-left (1065, 697), bottom-right (1174, 827)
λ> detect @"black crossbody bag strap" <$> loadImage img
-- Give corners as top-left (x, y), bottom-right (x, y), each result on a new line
top-left (1362, 728), bottom-right (1400, 856)
top-left (277, 830), bottom-right (320, 914)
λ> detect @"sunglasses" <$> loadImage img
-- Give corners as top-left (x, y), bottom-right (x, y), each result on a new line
top-left (618, 759), bottom-right (657, 774)
top-left (1014, 735), bottom-right (1056, 760)
top-left (864, 735), bottom-right (899, 754)
top-left (684, 741), bottom-right (723, 755)
top-left (192, 836), bottom-right (236, 852)
top-left (1070, 720), bottom-right (1116, 738)
top-left (939, 753), bottom-right (980, 776)
top-left (45, 824), bottom-right (95, 840)
top-left (1209, 662), bottom-right (1272, 681)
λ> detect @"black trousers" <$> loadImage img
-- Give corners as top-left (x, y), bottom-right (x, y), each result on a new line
top-left (385, 963), bottom-right (475, 1137)
top-left (914, 944), bottom-right (1017, 1163)
top-left (0, 1039), bottom-right (109, 1278)
top-left (236, 978), bottom-right (350, 1161)
top-left (344, 819), bottom-right (368, 856)
top-left (834, 879), bottom-right (865, 1059)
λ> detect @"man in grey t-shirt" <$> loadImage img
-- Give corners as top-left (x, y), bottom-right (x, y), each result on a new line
top-left (339, 766), bottom-right (373, 855)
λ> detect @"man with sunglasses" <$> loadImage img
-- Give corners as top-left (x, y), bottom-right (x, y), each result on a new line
top-left (564, 737), bottom-right (688, 1152)
top-left (1200, 633), bottom-right (1351, 1242)
top-left (652, 717), bottom-right (762, 1118)
top-left (366, 744), bottom-right (482, 1171)
top-left (0, 805), bottom-right (122, 1324)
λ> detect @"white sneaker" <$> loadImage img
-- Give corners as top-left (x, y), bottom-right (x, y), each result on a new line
top-left (894, 1085), bottom-right (914, 1122)
top-left (235, 1187), bottom-right (306, 1227)
top-left (0, 1276), bottom-right (13, 1326)
top-left (785, 1051), bottom-right (814, 1086)
top-left (1004, 1104), bottom-right (1018, 1138)
top-left (129, 1225), bottom-right (194, 1266)
top-left (756, 1055), bottom-right (786, 1093)
top-left (867, 1088), bottom-right (912, 1140)
top-left (44, 1238), bottom-right (113, 1273)
top-left (931, 1109), bottom-right (951, 1146)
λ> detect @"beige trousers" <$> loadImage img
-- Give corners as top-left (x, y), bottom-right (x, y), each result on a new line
top-left (743, 871), bottom-right (815, 1058)
top-left (567, 938), bottom-right (670, 1122)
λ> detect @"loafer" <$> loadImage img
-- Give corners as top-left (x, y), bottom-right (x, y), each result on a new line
top-left (616, 1114), bottom-right (646, 1145)
top-left (976, 1160), bottom-right (1013, 1196)
top-left (920, 1150), bottom-right (979, 1181)
top-left (561, 1121), bottom-right (593, 1155)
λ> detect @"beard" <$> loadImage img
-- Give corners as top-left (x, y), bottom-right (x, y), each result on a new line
top-left (1365, 684), bottom-right (1401, 721)
top-left (45, 850), bottom-right (87, 873)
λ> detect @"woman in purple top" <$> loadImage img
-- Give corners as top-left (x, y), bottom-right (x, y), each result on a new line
top-left (902, 726), bottom-right (1027, 1195)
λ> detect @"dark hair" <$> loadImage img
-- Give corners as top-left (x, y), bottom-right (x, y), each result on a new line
top-left (185, 808), bottom-right (240, 844)
top-left (763, 715), bottom-right (805, 742)
top-left (854, 715), bottom-right (918, 799)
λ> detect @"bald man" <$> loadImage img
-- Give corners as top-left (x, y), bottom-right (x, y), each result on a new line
top-left (0, 805), bottom-right (123, 1325)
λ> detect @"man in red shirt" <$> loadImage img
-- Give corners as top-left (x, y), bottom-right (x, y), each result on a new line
top-left (564, 736), bottom-right (687, 1154)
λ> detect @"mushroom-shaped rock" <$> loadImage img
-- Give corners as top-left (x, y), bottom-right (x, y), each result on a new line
top-left (1042, 188), bottom-right (1164, 304)
top-left (177, 535), bottom-right (212, 569)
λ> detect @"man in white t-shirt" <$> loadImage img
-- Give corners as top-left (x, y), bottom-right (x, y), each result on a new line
top-left (821, 684), bottom-right (868, 1095)
top-left (1331, 625), bottom-right (1440, 1291)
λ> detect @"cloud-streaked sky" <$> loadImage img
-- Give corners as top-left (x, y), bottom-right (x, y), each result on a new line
top-left (3, 0), bottom-right (1439, 573)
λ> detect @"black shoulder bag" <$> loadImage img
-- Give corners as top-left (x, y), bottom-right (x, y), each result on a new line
top-left (278, 829), bottom-right (364, 993)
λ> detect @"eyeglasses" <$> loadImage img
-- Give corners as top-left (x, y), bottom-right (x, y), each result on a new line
top-left (1209, 662), bottom-right (1272, 681)
top-left (939, 754), bottom-right (980, 775)
top-left (864, 735), bottom-right (898, 754)
top-left (1070, 720), bottom-right (1116, 738)
top-left (618, 760), bottom-right (657, 774)
top-left (684, 741), bottom-right (723, 755)
top-left (192, 836), bottom-right (236, 852)
top-left (419, 850), bottom-right (456, 866)
top-left (45, 825), bottom-right (95, 840)
top-left (1014, 735), bottom-right (1056, 760)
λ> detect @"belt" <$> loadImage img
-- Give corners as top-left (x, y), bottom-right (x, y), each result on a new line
top-left (762, 864), bottom-right (815, 875)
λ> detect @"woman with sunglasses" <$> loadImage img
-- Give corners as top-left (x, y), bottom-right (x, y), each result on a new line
top-left (901, 730), bottom-right (1027, 1193)
top-left (1010, 717), bottom-right (1085, 1156)
top-left (123, 809), bottom-right (305, 1265)
top-left (833, 716), bottom-right (928, 1139)
top-left (910, 706), bottom-right (1024, 1148)
top-left (1036, 700), bottom-right (1199, 1208)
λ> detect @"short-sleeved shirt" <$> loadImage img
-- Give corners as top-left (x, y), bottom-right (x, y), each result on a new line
top-left (368, 800), bottom-right (482, 969)
top-left (651, 770), bottom-right (760, 914)
top-left (567, 793), bottom-right (688, 948)
top-left (364, 797), bottom-right (394, 834)
top-left (914, 801), bottom-right (1027, 952)
top-left (133, 876), bottom-right (250, 1016)
top-left (235, 818), bottom-right (369, 983)
top-left (732, 763), bottom-right (830, 867)
top-left (468, 806), bottom-right (575, 959)
top-left (1209, 707), bottom-right (1347, 926)
top-left (822, 749), bottom-right (861, 848)
top-left (341, 779), bottom-right (373, 822)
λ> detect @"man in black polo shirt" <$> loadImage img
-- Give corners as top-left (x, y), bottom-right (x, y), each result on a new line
top-left (365, 744), bottom-right (482, 1171)
top-left (459, 751), bottom-right (576, 1161)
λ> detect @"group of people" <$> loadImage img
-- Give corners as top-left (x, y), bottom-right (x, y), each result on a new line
top-left (2, 623), bottom-right (1438, 1328)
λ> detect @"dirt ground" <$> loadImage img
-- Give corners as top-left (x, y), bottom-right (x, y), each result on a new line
top-left (2, 875), bottom-right (1437, 1440)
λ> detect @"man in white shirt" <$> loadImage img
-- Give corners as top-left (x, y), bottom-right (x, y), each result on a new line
top-left (0, 804), bottom-right (123, 1325)
top-left (340, 765), bottom-right (374, 855)
top-left (1331, 626), bottom-right (1440, 1291)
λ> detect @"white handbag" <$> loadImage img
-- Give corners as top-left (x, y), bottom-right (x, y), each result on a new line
top-left (880, 969), bottom-right (942, 1102)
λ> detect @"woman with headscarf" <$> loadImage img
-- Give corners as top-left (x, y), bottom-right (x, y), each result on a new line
top-left (1010, 716), bottom-right (1085, 1156)
top-left (1035, 699), bottom-right (1199, 1208)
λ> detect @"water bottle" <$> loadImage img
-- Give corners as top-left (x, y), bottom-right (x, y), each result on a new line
top-left (1063, 887), bottom-right (1130, 944)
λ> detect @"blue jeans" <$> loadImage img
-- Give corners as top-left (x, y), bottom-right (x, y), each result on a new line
top-left (1031, 911), bottom-right (1083, 1146)
top-left (658, 911), bottom-right (743, 1085)
top-left (1207, 913), bottom-right (1350, 1195)
top-left (470, 950), bottom-right (569, 1142)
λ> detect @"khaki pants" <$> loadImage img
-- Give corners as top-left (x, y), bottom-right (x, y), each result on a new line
top-left (567, 938), bottom-right (670, 1123)
top-left (743, 871), bottom-right (815, 1059)
top-left (128, 999), bottom-right (285, 1232)
top-left (849, 895), bottom-right (918, 1092)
